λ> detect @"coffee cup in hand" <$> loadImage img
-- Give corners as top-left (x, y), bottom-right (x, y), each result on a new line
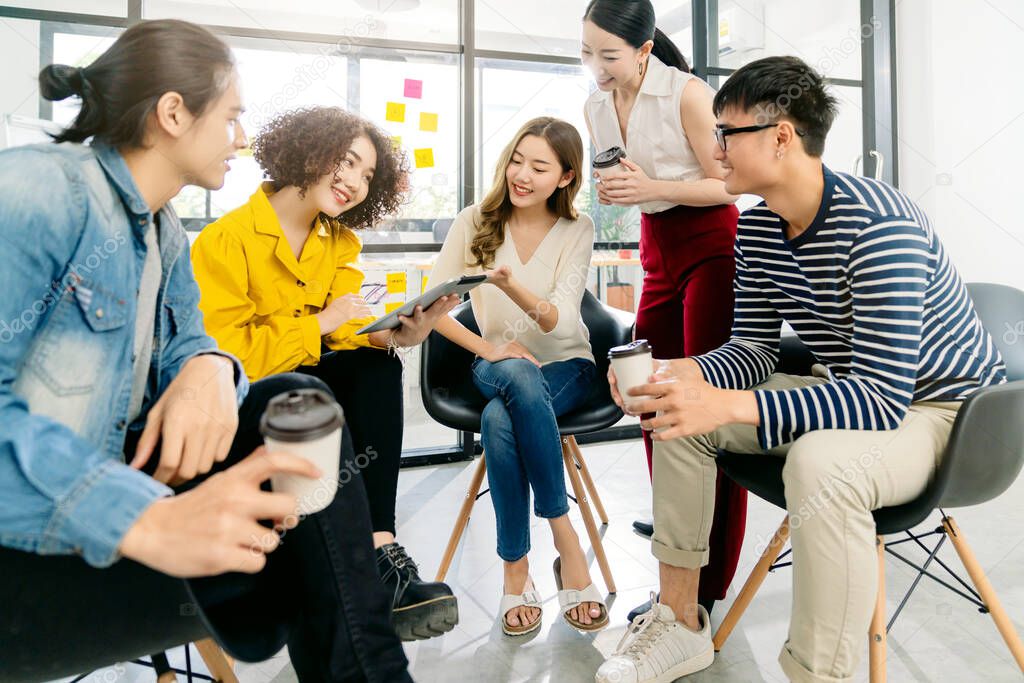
top-left (593, 146), bottom-right (627, 182)
top-left (260, 389), bottom-right (344, 516)
top-left (608, 339), bottom-right (654, 411)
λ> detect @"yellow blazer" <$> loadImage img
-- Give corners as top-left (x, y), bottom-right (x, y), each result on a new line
top-left (191, 182), bottom-right (376, 381)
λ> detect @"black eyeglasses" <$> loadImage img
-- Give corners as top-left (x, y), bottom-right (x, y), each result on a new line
top-left (714, 123), bottom-right (806, 152)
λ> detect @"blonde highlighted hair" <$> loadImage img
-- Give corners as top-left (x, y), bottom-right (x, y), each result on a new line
top-left (469, 117), bottom-right (583, 268)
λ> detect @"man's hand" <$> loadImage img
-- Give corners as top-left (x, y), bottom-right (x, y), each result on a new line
top-left (626, 359), bottom-right (757, 440)
top-left (119, 448), bottom-right (321, 577)
top-left (130, 354), bottom-right (239, 485)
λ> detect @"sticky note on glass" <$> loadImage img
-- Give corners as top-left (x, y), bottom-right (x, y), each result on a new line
top-left (390, 135), bottom-right (402, 148)
top-left (385, 302), bottom-right (404, 314)
top-left (238, 147), bottom-right (254, 157)
top-left (386, 272), bottom-right (407, 293)
top-left (385, 102), bottom-right (406, 123)
top-left (414, 148), bottom-right (435, 169)
top-left (419, 112), bottom-right (439, 132)
top-left (404, 78), bottom-right (423, 99)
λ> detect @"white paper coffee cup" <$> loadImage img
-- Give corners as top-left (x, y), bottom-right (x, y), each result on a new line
top-left (608, 340), bottom-right (654, 410)
top-left (260, 389), bottom-right (345, 516)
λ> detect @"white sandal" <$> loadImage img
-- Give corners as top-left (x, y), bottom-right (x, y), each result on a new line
top-left (499, 578), bottom-right (543, 636)
top-left (553, 557), bottom-right (609, 633)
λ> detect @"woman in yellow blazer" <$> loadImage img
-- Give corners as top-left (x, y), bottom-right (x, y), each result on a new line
top-left (191, 106), bottom-right (459, 641)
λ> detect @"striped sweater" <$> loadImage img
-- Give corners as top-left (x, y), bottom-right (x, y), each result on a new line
top-left (694, 166), bottom-right (1006, 450)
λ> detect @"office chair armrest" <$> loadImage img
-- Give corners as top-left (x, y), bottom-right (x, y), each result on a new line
top-left (935, 380), bottom-right (1024, 508)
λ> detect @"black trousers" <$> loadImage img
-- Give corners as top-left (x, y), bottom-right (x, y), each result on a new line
top-left (127, 372), bottom-right (411, 683)
top-left (299, 347), bottom-right (404, 536)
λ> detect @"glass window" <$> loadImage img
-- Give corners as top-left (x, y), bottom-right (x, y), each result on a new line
top-left (1, 1), bottom-right (126, 15)
top-left (709, 0), bottom-right (863, 80)
top-left (210, 42), bottom-right (351, 218)
top-left (357, 251), bottom-right (459, 451)
top-left (477, 58), bottom-right (641, 244)
top-left (145, 0), bottom-right (459, 47)
top-left (358, 53), bottom-right (459, 244)
top-left (478, 0), bottom-right (693, 66)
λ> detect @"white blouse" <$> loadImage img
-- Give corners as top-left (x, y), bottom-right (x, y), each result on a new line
top-left (428, 205), bottom-right (595, 365)
top-left (585, 54), bottom-right (712, 214)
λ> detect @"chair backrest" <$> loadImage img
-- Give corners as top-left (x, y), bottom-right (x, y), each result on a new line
top-left (420, 289), bottom-right (634, 432)
top-left (933, 282), bottom-right (1024, 508)
top-left (966, 282), bottom-right (1024, 381)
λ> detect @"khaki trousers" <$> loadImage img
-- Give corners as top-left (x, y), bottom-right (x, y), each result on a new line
top-left (651, 373), bottom-right (960, 683)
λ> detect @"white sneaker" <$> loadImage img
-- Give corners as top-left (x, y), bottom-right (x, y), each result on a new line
top-left (595, 597), bottom-right (713, 683)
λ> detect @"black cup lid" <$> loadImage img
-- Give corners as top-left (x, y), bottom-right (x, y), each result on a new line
top-left (593, 146), bottom-right (626, 169)
top-left (260, 388), bottom-right (344, 442)
top-left (608, 339), bottom-right (653, 359)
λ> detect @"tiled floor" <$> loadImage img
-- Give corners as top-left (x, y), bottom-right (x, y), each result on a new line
top-left (62, 439), bottom-right (1024, 682)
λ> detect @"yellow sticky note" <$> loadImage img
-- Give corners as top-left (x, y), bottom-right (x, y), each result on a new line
top-left (414, 148), bottom-right (435, 169)
top-left (386, 272), bottom-right (407, 293)
top-left (419, 112), bottom-right (439, 132)
top-left (390, 135), bottom-right (402, 148)
top-left (385, 301), bottom-right (403, 314)
top-left (385, 102), bottom-right (406, 123)
top-left (238, 147), bottom-right (254, 157)
top-left (422, 275), bottom-right (428, 292)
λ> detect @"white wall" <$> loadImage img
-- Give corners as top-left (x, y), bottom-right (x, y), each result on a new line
top-left (897, 0), bottom-right (1024, 288)
top-left (0, 18), bottom-right (42, 120)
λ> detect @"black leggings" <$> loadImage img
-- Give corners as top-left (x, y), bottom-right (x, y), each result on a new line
top-left (299, 347), bottom-right (404, 536)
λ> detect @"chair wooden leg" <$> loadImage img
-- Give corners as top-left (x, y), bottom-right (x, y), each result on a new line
top-left (567, 436), bottom-right (609, 525)
top-left (562, 437), bottom-right (616, 594)
top-left (434, 454), bottom-right (488, 582)
top-left (713, 515), bottom-right (790, 652)
top-left (869, 535), bottom-right (887, 683)
top-left (194, 639), bottom-right (238, 683)
top-left (943, 515), bottom-right (1024, 673)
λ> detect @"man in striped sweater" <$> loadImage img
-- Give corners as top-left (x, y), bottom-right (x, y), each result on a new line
top-left (596, 56), bottom-right (1006, 683)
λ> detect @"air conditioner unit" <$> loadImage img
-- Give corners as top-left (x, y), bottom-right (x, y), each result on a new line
top-left (717, 5), bottom-right (765, 56)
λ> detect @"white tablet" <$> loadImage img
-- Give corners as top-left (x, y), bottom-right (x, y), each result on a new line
top-left (355, 274), bottom-right (487, 335)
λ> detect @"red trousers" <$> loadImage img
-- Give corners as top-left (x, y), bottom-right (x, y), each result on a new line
top-left (636, 203), bottom-right (747, 602)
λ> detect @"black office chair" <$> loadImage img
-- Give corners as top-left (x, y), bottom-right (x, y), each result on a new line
top-left (711, 283), bottom-right (1024, 682)
top-left (422, 290), bottom-right (634, 593)
top-left (0, 546), bottom-right (241, 683)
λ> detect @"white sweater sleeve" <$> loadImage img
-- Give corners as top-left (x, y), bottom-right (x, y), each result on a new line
top-left (541, 214), bottom-right (594, 340)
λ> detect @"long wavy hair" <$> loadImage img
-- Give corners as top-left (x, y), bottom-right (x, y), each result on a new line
top-left (469, 117), bottom-right (583, 269)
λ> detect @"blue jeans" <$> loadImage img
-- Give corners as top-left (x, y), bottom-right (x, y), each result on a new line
top-left (472, 357), bottom-right (596, 562)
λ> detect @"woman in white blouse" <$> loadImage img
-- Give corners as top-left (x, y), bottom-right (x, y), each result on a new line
top-left (430, 117), bottom-right (607, 636)
top-left (581, 0), bottom-right (747, 623)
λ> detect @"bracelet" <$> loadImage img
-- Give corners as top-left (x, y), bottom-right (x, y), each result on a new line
top-left (386, 329), bottom-right (410, 367)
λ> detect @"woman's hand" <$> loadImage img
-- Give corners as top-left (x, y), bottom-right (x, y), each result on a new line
top-left (480, 341), bottom-right (541, 367)
top-left (388, 294), bottom-right (461, 347)
top-left (484, 265), bottom-right (514, 290)
top-left (596, 159), bottom-right (661, 206)
top-left (130, 354), bottom-right (239, 485)
top-left (316, 294), bottom-right (372, 336)
top-left (119, 448), bottom-right (321, 577)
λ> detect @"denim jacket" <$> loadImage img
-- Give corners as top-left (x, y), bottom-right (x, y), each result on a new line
top-left (0, 142), bottom-right (247, 568)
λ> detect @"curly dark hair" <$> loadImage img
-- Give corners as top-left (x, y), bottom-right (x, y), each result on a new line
top-left (252, 106), bottom-right (410, 230)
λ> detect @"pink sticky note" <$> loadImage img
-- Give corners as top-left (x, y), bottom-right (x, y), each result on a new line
top-left (404, 78), bottom-right (423, 99)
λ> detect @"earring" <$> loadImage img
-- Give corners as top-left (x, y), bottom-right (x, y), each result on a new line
top-left (776, 149), bottom-right (784, 160)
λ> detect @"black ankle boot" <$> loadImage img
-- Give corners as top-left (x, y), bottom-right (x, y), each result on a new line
top-left (376, 542), bottom-right (459, 641)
